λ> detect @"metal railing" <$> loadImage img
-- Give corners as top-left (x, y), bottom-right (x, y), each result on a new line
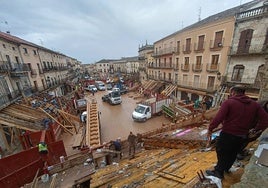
top-left (209, 38), bottom-right (224, 50)
top-left (153, 47), bottom-right (176, 56)
top-left (206, 63), bottom-right (219, 72)
top-left (181, 64), bottom-right (190, 71)
top-left (192, 64), bottom-right (203, 72)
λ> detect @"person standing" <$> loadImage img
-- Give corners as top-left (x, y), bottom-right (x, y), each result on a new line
top-left (237, 99), bottom-right (268, 160)
top-left (127, 132), bottom-right (136, 158)
top-left (113, 137), bottom-right (122, 159)
top-left (38, 142), bottom-right (48, 154)
top-left (206, 85), bottom-right (268, 179)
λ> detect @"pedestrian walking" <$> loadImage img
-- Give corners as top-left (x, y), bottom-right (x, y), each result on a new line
top-left (127, 131), bottom-right (136, 158)
top-left (206, 85), bottom-right (268, 179)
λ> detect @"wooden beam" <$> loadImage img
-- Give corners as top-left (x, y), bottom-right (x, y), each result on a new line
top-left (58, 110), bottom-right (78, 134)
top-left (58, 110), bottom-right (80, 122)
top-left (39, 108), bottom-right (73, 135)
top-left (0, 119), bottom-right (38, 132)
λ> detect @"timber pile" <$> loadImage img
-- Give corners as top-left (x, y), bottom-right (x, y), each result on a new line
top-left (161, 84), bottom-right (177, 97)
top-left (143, 80), bottom-right (155, 90)
top-left (0, 103), bottom-right (46, 131)
top-left (90, 148), bottom-right (217, 187)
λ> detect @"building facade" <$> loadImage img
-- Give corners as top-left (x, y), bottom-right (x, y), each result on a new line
top-left (226, 1), bottom-right (268, 99)
top-left (0, 31), bottom-right (81, 110)
top-left (150, 0), bottom-right (261, 103)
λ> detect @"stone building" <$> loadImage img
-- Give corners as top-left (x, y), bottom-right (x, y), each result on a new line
top-left (0, 31), bottom-right (81, 110)
top-left (226, 0), bottom-right (268, 100)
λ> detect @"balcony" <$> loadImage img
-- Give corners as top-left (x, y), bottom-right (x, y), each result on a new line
top-left (209, 39), bottom-right (224, 51)
top-left (176, 80), bottom-right (218, 92)
top-left (174, 65), bottom-right (179, 71)
top-left (153, 47), bottom-right (175, 57)
top-left (158, 76), bottom-right (172, 83)
top-left (31, 69), bottom-right (38, 77)
top-left (192, 64), bottom-right (203, 72)
top-left (194, 42), bottom-right (205, 53)
top-left (230, 43), bottom-right (268, 56)
top-left (0, 61), bottom-right (12, 73)
top-left (206, 63), bottom-right (219, 72)
top-left (174, 47), bottom-right (180, 55)
top-left (181, 64), bottom-right (190, 72)
top-left (182, 44), bottom-right (192, 54)
top-left (10, 63), bottom-right (30, 77)
top-left (236, 5), bottom-right (268, 22)
top-left (225, 77), bottom-right (261, 89)
top-left (147, 64), bottom-right (173, 69)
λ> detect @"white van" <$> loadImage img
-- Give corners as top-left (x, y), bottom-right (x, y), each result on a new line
top-left (95, 81), bottom-right (106, 91)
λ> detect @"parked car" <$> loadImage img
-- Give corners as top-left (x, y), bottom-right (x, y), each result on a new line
top-left (85, 85), bottom-right (97, 93)
top-left (102, 90), bottom-right (122, 105)
top-left (106, 83), bottom-right (113, 90)
top-left (95, 81), bottom-right (106, 91)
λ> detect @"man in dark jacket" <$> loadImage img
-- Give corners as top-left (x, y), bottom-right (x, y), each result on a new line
top-left (206, 85), bottom-right (268, 179)
top-left (127, 131), bottom-right (136, 157)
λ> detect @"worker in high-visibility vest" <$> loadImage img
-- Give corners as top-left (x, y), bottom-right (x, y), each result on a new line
top-left (38, 142), bottom-right (48, 154)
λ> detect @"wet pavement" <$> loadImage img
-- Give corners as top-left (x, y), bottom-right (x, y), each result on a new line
top-left (85, 90), bottom-right (171, 143)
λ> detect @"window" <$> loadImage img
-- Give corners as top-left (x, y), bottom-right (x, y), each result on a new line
top-left (185, 57), bottom-right (189, 65)
top-left (211, 55), bottom-right (219, 65)
top-left (237, 29), bottom-right (253, 54)
top-left (176, 58), bottom-right (179, 69)
top-left (33, 50), bottom-right (37, 55)
top-left (2, 44), bottom-right (6, 48)
top-left (231, 65), bottom-right (244, 81)
top-left (196, 56), bottom-right (202, 65)
top-left (23, 48), bottom-right (28, 54)
top-left (193, 75), bottom-right (200, 88)
top-left (185, 38), bottom-right (191, 52)
top-left (183, 74), bottom-right (188, 83)
top-left (15, 56), bottom-right (19, 64)
top-left (213, 31), bottom-right (223, 48)
top-left (176, 41), bottom-right (180, 53)
top-left (195, 56), bottom-right (202, 70)
top-left (197, 35), bottom-right (205, 50)
top-left (12, 47), bottom-right (15, 51)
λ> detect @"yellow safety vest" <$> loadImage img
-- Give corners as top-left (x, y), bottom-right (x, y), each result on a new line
top-left (38, 143), bottom-right (48, 152)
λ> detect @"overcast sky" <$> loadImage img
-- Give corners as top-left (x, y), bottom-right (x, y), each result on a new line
top-left (0, 0), bottom-right (252, 64)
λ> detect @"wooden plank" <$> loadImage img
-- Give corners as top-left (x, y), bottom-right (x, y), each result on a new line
top-left (39, 108), bottom-right (73, 135)
top-left (58, 110), bottom-right (78, 134)
top-left (0, 118), bottom-right (39, 132)
top-left (58, 110), bottom-right (80, 122)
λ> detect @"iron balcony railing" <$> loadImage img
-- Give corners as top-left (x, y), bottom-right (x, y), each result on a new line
top-left (192, 64), bottom-right (203, 72)
top-left (153, 47), bottom-right (176, 56)
top-left (206, 63), bottom-right (219, 72)
top-left (209, 38), bottom-right (224, 50)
